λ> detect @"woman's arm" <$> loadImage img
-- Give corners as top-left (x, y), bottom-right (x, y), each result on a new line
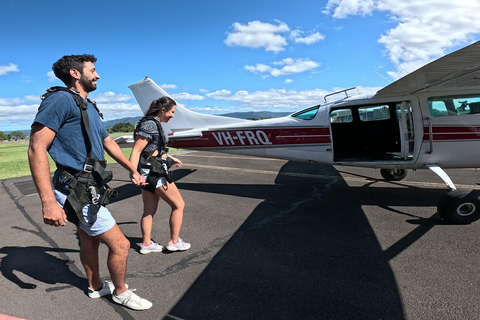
top-left (130, 136), bottom-right (149, 169)
top-left (103, 136), bottom-right (145, 185)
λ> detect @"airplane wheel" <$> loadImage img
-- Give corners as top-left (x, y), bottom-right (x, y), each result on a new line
top-left (437, 189), bottom-right (480, 224)
top-left (380, 169), bottom-right (407, 181)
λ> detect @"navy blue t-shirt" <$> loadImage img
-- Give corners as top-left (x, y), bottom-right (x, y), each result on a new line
top-left (33, 90), bottom-right (109, 171)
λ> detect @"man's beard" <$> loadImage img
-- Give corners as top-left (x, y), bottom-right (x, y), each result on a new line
top-left (79, 74), bottom-right (97, 93)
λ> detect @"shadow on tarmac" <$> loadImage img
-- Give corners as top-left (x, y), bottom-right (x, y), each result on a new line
top-left (0, 246), bottom-right (83, 291)
top-left (164, 161), bottom-right (448, 320)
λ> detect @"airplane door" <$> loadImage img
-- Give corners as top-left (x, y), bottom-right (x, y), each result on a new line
top-left (330, 101), bottom-right (414, 162)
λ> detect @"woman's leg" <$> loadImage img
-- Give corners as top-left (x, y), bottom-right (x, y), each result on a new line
top-left (141, 189), bottom-right (159, 245)
top-left (155, 182), bottom-right (185, 243)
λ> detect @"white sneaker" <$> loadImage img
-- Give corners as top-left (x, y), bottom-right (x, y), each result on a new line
top-left (166, 237), bottom-right (191, 251)
top-left (88, 281), bottom-right (128, 298)
top-left (88, 280), bottom-right (114, 298)
top-left (112, 289), bottom-right (152, 310)
top-left (138, 241), bottom-right (163, 254)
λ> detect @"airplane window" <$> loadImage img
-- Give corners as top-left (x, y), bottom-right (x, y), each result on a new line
top-left (358, 105), bottom-right (390, 121)
top-left (291, 105), bottom-right (320, 120)
top-left (429, 95), bottom-right (480, 117)
top-left (330, 108), bottom-right (352, 123)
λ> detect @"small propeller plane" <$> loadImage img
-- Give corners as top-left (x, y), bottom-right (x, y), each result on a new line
top-left (129, 41), bottom-right (480, 224)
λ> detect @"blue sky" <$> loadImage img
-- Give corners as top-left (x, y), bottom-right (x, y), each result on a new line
top-left (1, 0), bottom-right (480, 131)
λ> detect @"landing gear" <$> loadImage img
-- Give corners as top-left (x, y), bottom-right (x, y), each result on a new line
top-left (437, 190), bottom-right (480, 224)
top-left (380, 168), bottom-right (407, 181)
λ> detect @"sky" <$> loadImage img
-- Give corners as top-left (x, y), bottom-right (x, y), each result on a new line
top-left (1, 0), bottom-right (480, 132)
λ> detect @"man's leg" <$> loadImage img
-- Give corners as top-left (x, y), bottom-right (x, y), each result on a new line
top-left (95, 224), bottom-right (130, 295)
top-left (78, 227), bottom-right (102, 291)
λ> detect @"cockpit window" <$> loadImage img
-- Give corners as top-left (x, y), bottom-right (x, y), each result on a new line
top-left (291, 105), bottom-right (320, 120)
top-left (429, 95), bottom-right (480, 117)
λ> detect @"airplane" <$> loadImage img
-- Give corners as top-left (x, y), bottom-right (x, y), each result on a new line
top-left (128, 40), bottom-right (480, 225)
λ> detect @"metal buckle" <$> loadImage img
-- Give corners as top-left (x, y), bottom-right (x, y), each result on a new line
top-left (83, 163), bottom-right (93, 173)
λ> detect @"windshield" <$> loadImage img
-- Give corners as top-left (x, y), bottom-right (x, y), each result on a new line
top-left (291, 105), bottom-right (320, 120)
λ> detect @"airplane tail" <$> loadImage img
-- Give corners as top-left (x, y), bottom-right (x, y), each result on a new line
top-left (128, 78), bottom-right (249, 138)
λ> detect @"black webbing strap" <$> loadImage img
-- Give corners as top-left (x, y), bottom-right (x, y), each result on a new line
top-left (42, 87), bottom-right (116, 226)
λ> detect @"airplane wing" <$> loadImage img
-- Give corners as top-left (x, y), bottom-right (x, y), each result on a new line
top-left (375, 41), bottom-right (480, 97)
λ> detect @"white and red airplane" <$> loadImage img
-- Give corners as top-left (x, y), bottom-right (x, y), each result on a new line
top-left (129, 41), bottom-right (480, 224)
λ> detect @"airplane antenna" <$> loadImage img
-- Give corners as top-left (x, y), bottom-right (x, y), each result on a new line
top-left (374, 71), bottom-right (392, 84)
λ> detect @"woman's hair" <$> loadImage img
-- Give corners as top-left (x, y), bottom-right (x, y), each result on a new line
top-left (145, 97), bottom-right (176, 117)
top-left (52, 54), bottom-right (97, 85)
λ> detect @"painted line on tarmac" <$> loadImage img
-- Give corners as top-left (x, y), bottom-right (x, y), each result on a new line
top-left (182, 163), bottom-right (480, 190)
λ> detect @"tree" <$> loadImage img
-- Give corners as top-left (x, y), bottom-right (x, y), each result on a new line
top-left (0, 131), bottom-right (7, 141)
top-left (9, 131), bottom-right (26, 140)
top-left (107, 122), bottom-right (135, 133)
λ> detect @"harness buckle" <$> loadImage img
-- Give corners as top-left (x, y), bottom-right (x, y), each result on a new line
top-left (88, 186), bottom-right (100, 205)
top-left (83, 163), bottom-right (93, 173)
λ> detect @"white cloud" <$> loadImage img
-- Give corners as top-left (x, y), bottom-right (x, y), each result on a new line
top-left (171, 92), bottom-right (204, 100)
top-left (285, 79), bottom-right (293, 83)
top-left (324, 0), bottom-right (376, 18)
top-left (0, 63), bottom-right (19, 76)
top-left (205, 89), bottom-right (232, 99)
top-left (161, 84), bottom-right (178, 89)
top-left (225, 20), bottom-right (290, 53)
top-left (290, 30), bottom-right (325, 44)
top-left (325, 0), bottom-right (480, 79)
top-left (245, 58), bottom-right (320, 77)
top-left (90, 91), bottom-right (132, 103)
top-left (225, 20), bottom-right (324, 53)
top-left (47, 71), bottom-right (57, 82)
top-left (95, 102), bottom-right (144, 120)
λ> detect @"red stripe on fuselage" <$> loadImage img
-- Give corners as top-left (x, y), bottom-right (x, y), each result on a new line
top-left (169, 127), bottom-right (331, 149)
top-left (423, 126), bottom-right (480, 141)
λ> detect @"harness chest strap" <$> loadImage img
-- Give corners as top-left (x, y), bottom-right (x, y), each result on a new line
top-left (135, 116), bottom-right (174, 193)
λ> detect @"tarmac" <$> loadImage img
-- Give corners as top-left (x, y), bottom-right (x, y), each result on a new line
top-left (1, 151), bottom-right (480, 320)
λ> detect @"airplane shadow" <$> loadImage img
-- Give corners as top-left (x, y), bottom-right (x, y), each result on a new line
top-left (164, 161), bottom-right (449, 320)
top-left (0, 246), bottom-right (85, 292)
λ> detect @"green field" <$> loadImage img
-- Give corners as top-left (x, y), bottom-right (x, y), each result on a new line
top-left (0, 133), bottom-right (134, 180)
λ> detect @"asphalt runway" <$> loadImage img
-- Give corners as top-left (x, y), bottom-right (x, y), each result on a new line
top-left (1, 151), bottom-right (480, 320)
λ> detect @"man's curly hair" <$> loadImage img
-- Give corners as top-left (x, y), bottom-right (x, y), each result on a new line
top-left (52, 54), bottom-right (97, 85)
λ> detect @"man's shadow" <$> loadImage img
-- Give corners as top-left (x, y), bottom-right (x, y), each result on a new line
top-left (0, 245), bottom-right (85, 291)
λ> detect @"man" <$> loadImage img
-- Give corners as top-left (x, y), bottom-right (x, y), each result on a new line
top-left (28, 54), bottom-right (152, 311)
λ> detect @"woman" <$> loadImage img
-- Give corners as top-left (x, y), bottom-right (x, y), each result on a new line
top-left (130, 97), bottom-right (190, 254)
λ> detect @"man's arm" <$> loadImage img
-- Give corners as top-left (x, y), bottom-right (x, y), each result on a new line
top-left (28, 123), bottom-right (67, 226)
top-left (103, 136), bottom-right (145, 186)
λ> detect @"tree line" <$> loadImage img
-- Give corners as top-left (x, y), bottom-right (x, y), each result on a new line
top-left (107, 122), bottom-right (135, 133)
top-left (0, 131), bottom-right (26, 141)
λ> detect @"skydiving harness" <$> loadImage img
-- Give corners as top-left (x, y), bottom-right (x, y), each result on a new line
top-left (41, 87), bottom-right (117, 226)
top-left (135, 116), bottom-right (174, 193)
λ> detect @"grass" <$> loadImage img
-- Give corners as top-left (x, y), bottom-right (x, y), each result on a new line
top-left (0, 133), bottom-right (135, 180)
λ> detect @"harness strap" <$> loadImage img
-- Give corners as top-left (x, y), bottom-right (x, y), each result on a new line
top-left (42, 87), bottom-right (116, 226)
top-left (139, 156), bottom-right (174, 193)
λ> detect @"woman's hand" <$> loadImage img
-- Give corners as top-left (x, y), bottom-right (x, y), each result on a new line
top-left (169, 156), bottom-right (183, 167)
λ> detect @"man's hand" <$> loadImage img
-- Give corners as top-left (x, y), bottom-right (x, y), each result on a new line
top-left (130, 171), bottom-right (147, 186)
top-left (42, 201), bottom-right (67, 227)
